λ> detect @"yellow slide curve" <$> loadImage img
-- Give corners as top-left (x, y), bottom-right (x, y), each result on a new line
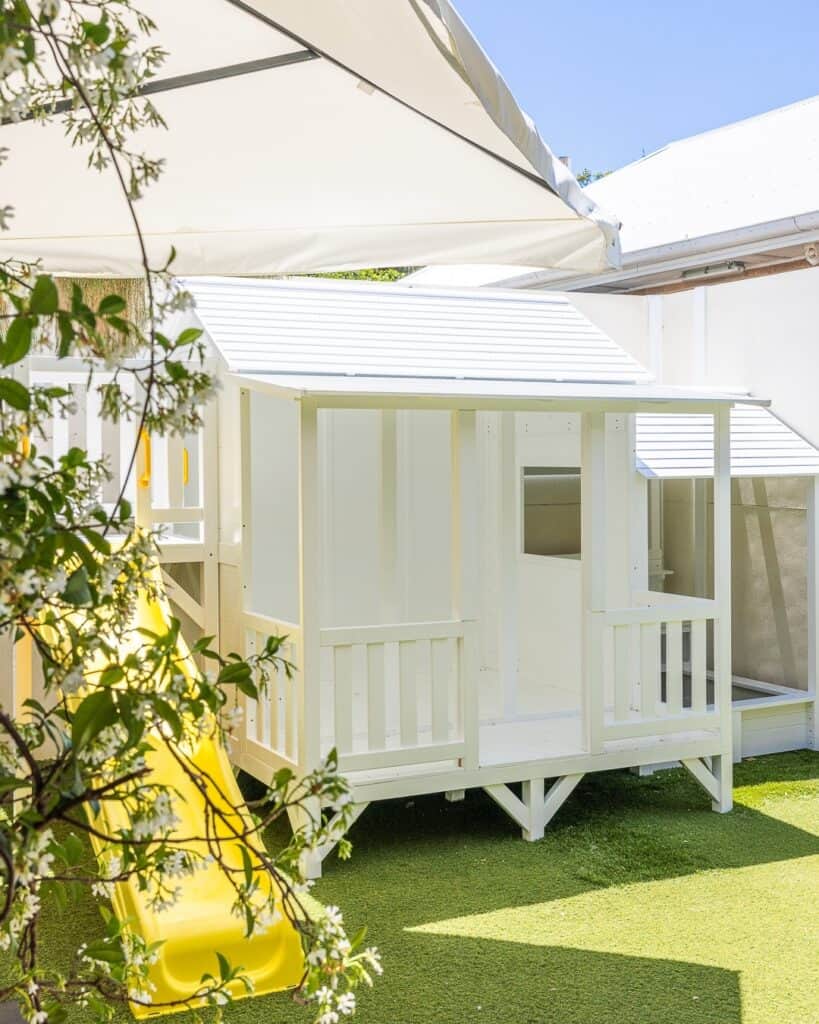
top-left (84, 571), bottom-right (304, 1017)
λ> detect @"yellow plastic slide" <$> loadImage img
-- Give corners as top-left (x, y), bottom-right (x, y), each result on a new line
top-left (85, 571), bottom-right (305, 1017)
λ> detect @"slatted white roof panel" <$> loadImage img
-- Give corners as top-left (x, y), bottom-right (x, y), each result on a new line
top-left (184, 277), bottom-right (652, 384)
top-left (636, 405), bottom-right (819, 479)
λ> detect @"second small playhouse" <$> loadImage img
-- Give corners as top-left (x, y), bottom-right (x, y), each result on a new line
top-left (20, 277), bottom-right (819, 876)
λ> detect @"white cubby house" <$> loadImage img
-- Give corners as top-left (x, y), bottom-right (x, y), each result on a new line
top-left (7, 277), bottom-right (819, 876)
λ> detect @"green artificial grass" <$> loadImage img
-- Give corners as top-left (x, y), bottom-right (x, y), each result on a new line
top-left (14, 750), bottom-right (819, 1024)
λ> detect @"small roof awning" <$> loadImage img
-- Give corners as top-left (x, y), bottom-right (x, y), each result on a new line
top-left (636, 405), bottom-right (819, 478)
top-left (237, 374), bottom-right (760, 412)
top-left (187, 276), bottom-right (764, 412)
top-left (0, 0), bottom-right (619, 276)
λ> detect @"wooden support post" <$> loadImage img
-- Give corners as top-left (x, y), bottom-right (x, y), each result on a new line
top-left (807, 475), bottom-right (819, 750)
top-left (239, 388), bottom-right (253, 617)
top-left (712, 406), bottom-right (733, 811)
top-left (692, 478), bottom-right (709, 598)
top-left (499, 412), bottom-right (519, 719)
top-left (521, 778), bottom-right (545, 841)
top-left (297, 399), bottom-right (323, 878)
top-left (380, 410), bottom-right (400, 622)
top-left (451, 410), bottom-right (479, 771)
top-left (445, 789), bottom-right (466, 803)
top-left (202, 398), bottom-right (220, 646)
top-left (485, 774), bottom-right (584, 842)
top-left (582, 412), bottom-right (607, 754)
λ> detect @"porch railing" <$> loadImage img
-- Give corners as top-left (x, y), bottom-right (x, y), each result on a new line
top-left (592, 591), bottom-right (723, 750)
top-left (237, 610), bottom-right (303, 776)
top-left (319, 619), bottom-right (478, 774)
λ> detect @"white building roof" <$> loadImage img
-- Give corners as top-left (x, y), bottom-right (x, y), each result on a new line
top-left (186, 277), bottom-right (652, 384)
top-left (404, 93), bottom-right (819, 294)
top-left (587, 94), bottom-right (819, 256)
top-left (636, 405), bottom-right (819, 479)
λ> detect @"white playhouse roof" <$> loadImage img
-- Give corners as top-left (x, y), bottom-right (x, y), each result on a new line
top-left (636, 405), bottom-right (819, 479)
top-left (0, 0), bottom-right (619, 277)
top-left (186, 277), bottom-right (761, 410)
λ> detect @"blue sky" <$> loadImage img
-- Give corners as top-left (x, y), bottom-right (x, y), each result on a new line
top-left (456, 1), bottom-right (819, 174)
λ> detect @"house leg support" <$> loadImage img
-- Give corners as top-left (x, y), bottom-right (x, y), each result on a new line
top-left (485, 774), bottom-right (584, 842)
top-left (681, 756), bottom-right (733, 814)
top-left (287, 801), bottom-right (369, 880)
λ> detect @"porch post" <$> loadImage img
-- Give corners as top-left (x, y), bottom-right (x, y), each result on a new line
top-left (581, 411), bottom-right (607, 755)
top-left (380, 410), bottom-right (400, 622)
top-left (451, 410), bottom-right (479, 770)
top-left (712, 406), bottom-right (733, 809)
top-left (807, 475), bottom-right (819, 750)
top-left (499, 411), bottom-right (519, 719)
top-left (296, 399), bottom-right (323, 875)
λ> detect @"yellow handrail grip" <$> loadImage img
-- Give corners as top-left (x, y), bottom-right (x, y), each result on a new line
top-left (138, 429), bottom-right (151, 489)
top-left (182, 446), bottom-right (190, 486)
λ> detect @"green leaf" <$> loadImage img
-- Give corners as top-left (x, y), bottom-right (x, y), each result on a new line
top-left (63, 566), bottom-right (93, 606)
top-left (2, 316), bottom-right (33, 365)
top-left (239, 845), bottom-right (254, 888)
top-left (83, 940), bottom-right (124, 964)
top-left (153, 699), bottom-right (183, 741)
top-left (216, 951), bottom-right (232, 982)
top-left (79, 526), bottom-right (111, 556)
top-left (217, 662), bottom-right (252, 686)
top-left (71, 690), bottom-right (116, 750)
top-left (98, 294), bottom-right (126, 316)
top-left (0, 377), bottom-right (31, 411)
top-left (63, 833), bottom-right (85, 866)
top-left (99, 665), bottom-right (124, 687)
top-left (56, 311), bottom-right (75, 358)
top-left (234, 673), bottom-right (258, 701)
top-left (29, 274), bottom-right (59, 315)
top-left (177, 327), bottom-right (203, 347)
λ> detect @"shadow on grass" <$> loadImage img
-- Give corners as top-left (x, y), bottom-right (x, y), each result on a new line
top-left (14, 751), bottom-right (818, 1024)
top-left (312, 750), bottom-right (819, 922)
top-left (369, 934), bottom-right (743, 1024)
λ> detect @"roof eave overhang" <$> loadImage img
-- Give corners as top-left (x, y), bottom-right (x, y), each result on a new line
top-left (494, 210), bottom-right (819, 294)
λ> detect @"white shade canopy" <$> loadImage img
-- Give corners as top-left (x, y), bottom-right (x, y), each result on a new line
top-left (0, 0), bottom-right (620, 277)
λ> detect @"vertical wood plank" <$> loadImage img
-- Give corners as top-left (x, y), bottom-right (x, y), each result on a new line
top-left (641, 622), bottom-right (661, 717)
top-left (461, 624), bottom-right (480, 769)
top-left (430, 638), bottom-right (450, 743)
top-left (628, 623), bottom-right (641, 713)
top-left (366, 644), bottom-right (387, 751)
top-left (690, 618), bottom-right (707, 713)
top-left (380, 410), bottom-right (399, 621)
top-left (202, 399), bottom-right (220, 644)
top-left (582, 412), bottom-right (607, 753)
top-left (451, 410), bottom-right (480, 767)
top-left (167, 433), bottom-right (185, 510)
top-left (239, 389), bottom-right (253, 614)
top-left (298, 400), bottom-right (321, 773)
top-left (398, 641), bottom-right (418, 747)
top-left (499, 411), bottom-right (520, 719)
top-left (712, 406), bottom-right (733, 807)
top-left (808, 476), bottom-right (819, 750)
top-left (415, 637), bottom-right (432, 741)
top-left (665, 620), bottom-right (683, 715)
top-left (258, 632), bottom-right (272, 748)
top-left (613, 626), bottom-right (630, 721)
top-left (244, 629), bottom-right (258, 743)
top-left (333, 645), bottom-right (354, 755)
